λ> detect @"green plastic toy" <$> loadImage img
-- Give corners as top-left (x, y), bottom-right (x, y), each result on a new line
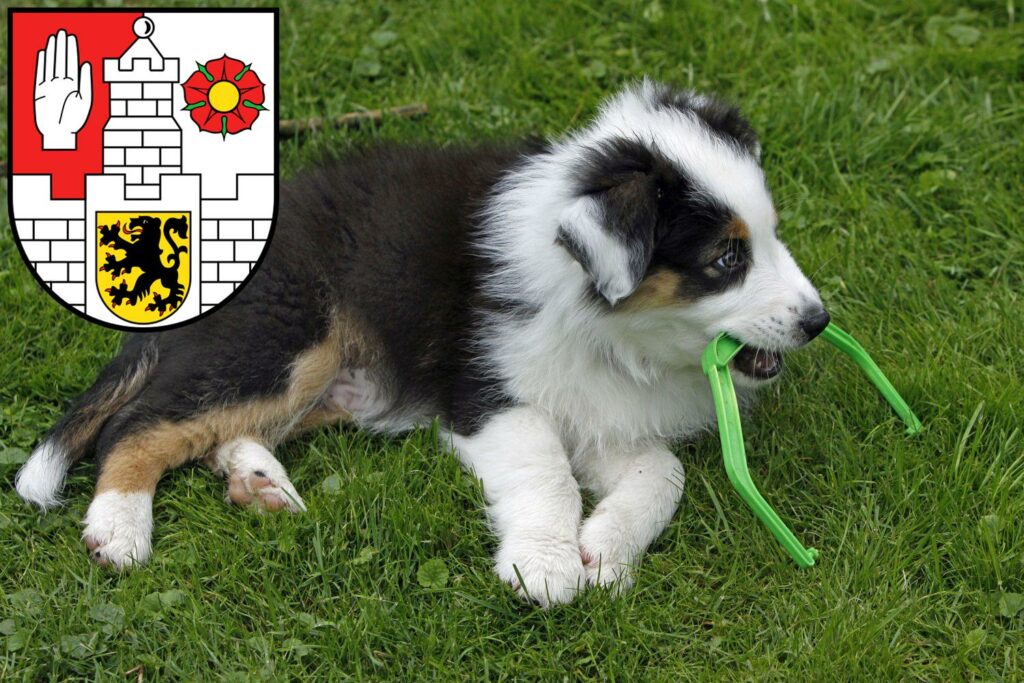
top-left (700, 322), bottom-right (922, 568)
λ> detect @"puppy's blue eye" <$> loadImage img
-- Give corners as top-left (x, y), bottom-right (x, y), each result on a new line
top-left (715, 247), bottom-right (745, 270)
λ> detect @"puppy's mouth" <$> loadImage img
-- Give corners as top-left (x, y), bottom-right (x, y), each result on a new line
top-left (731, 346), bottom-right (784, 380)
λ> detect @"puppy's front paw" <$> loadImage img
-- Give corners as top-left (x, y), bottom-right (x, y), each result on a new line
top-left (495, 537), bottom-right (587, 607)
top-left (82, 491), bottom-right (153, 569)
top-left (579, 512), bottom-right (638, 593)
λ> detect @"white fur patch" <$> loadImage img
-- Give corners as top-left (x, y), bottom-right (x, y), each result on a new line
top-left (450, 407), bottom-right (586, 607)
top-left (15, 440), bottom-right (70, 510)
top-left (575, 444), bottom-right (685, 590)
top-left (558, 196), bottom-right (639, 305)
top-left (494, 535), bottom-right (587, 607)
top-left (82, 491), bottom-right (154, 568)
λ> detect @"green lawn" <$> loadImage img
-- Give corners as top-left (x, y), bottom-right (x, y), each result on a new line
top-left (2, 0), bottom-right (1023, 679)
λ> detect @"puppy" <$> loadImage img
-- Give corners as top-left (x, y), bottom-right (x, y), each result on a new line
top-left (15, 80), bottom-right (827, 606)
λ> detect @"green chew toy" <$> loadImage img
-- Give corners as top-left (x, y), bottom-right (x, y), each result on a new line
top-left (700, 322), bottom-right (922, 568)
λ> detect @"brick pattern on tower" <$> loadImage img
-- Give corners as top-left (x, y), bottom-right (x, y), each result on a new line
top-left (102, 35), bottom-right (181, 201)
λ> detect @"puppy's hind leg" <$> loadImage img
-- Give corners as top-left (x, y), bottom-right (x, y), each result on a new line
top-left (450, 406), bottom-right (586, 608)
top-left (208, 438), bottom-right (306, 513)
top-left (84, 405), bottom-right (308, 567)
top-left (84, 419), bottom-right (206, 569)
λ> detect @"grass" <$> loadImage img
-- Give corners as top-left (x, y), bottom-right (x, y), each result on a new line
top-left (2, 0), bottom-right (1023, 679)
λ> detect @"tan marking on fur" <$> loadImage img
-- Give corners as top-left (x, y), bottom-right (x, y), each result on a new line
top-left (282, 309), bottom-right (376, 432)
top-left (726, 217), bottom-right (750, 241)
top-left (617, 269), bottom-right (686, 312)
top-left (96, 420), bottom-right (215, 494)
top-left (286, 404), bottom-right (352, 438)
top-left (97, 311), bottom-right (379, 494)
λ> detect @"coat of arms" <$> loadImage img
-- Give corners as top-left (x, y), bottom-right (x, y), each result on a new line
top-left (8, 9), bottom-right (278, 329)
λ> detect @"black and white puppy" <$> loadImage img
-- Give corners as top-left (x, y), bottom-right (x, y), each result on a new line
top-left (16, 80), bottom-right (827, 606)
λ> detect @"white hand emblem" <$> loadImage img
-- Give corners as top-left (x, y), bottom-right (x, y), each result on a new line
top-left (34, 29), bottom-right (93, 151)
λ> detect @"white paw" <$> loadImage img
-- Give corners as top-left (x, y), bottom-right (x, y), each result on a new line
top-left (578, 511), bottom-right (638, 592)
top-left (226, 467), bottom-right (306, 513)
top-left (495, 536), bottom-right (587, 607)
top-left (214, 439), bottom-right (306, 513)
top-left (82, 491), bottom-right (153, 569)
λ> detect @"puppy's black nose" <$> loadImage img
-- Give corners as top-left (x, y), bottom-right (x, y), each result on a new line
top-left (799, 307), bottom-right (830, 340)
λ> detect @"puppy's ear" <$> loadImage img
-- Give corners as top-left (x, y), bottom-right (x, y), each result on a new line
top-left (556, 158), bottom-right (659, 305)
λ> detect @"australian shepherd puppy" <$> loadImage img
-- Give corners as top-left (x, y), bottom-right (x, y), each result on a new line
top-left (16, 80), bottom-right (828, 606)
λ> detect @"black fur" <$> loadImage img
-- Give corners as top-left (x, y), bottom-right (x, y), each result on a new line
top-left (650, 173), bottom-right (752, 299)
top-left (564, 136), bottom-right (751, 304)
top-left (85, 143), bottom-right (530, 460)
top-left (285, 144), bottom-right (529, 433)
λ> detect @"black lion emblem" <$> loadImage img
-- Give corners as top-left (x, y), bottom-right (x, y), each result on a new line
top-left (99, 215), bottom-right (189, 315)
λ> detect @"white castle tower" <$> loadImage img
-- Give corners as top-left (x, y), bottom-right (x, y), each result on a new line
top-left (101, 16), bottom-right (183, 201)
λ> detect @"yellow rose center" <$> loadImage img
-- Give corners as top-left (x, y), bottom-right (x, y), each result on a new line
top-left (208, 81), bottom-right (240, 113)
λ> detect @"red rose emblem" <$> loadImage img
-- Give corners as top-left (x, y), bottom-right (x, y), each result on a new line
top-left (181, 55), bottom-right (266, 139)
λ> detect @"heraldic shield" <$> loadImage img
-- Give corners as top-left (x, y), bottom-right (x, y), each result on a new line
top-left (96, 212), bottom-right (191, 323)
top-left (8, 8), bottom-right (278, 331)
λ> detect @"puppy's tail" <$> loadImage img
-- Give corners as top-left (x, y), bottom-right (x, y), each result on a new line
top-left (15, 338), bottom-right (157, 510)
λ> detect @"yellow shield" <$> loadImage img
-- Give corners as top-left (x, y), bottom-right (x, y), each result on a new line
top-left (96, 212), bottom-right (191, 324)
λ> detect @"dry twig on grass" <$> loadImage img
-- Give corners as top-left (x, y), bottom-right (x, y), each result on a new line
top-left (278, 103), bottom-right (429, 137)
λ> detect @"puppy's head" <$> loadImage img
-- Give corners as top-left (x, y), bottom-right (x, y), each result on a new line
top-left (557, 80), bottom-right (826, 383)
